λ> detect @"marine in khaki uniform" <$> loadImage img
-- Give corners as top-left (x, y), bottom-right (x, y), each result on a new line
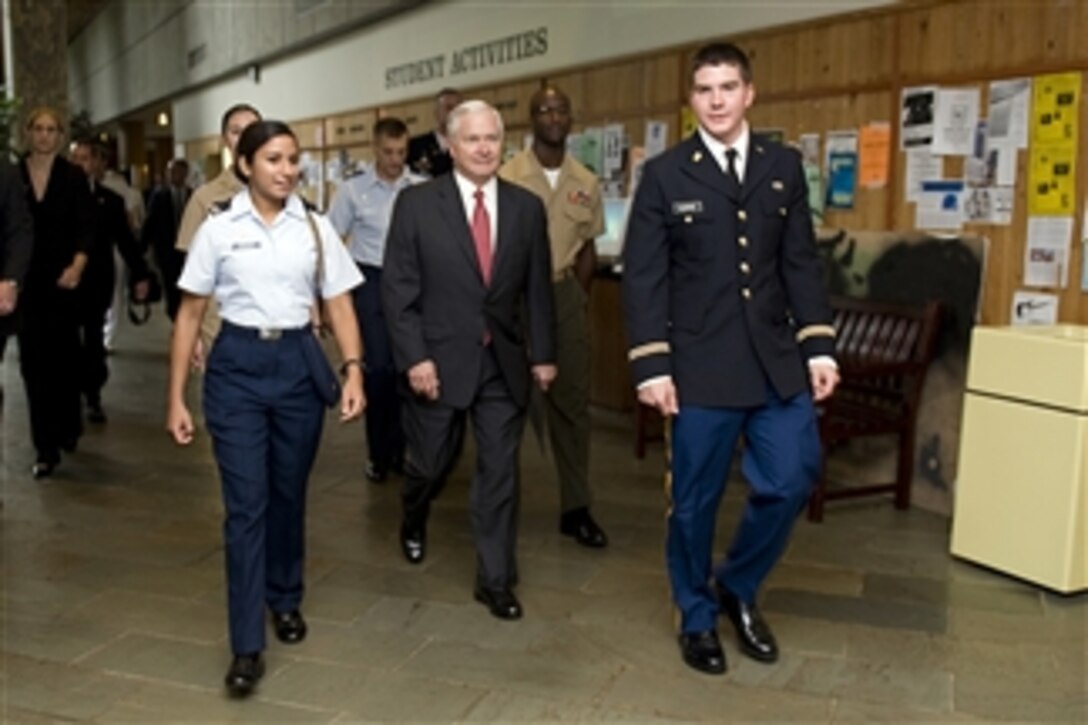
top-left (499, 86), bottom-right (608, 548)
top-left (175, 104), bottom-right (261, 355)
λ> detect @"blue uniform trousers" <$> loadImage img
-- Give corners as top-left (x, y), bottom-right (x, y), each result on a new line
top-left (203, 324), bottom-right (325, 655)
top-left (354, 264), bottom-right (404, 470)
top-left (668, 388), bottom-right (820, 634)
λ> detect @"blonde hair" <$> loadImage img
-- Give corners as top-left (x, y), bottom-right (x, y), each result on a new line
top-left (25, 106), bottom-right (65, 132)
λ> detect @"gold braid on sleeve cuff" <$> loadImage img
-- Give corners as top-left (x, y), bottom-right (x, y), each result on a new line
top-left (628, 341), bottom-right (670, 361)
top-left (795, 324), bottom-right (836, 343)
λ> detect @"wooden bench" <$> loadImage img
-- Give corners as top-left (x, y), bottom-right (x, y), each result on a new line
top-left (808, 295), bottom-right (942, 522)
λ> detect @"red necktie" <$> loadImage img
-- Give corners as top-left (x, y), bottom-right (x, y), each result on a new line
top-left (472, 189), bottom-right (492, 285)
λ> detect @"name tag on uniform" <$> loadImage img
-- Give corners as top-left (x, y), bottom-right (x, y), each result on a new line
top-left (671, 200), bottom-right (704, 215)
top-left (230, 240), bottom-right (262, 251)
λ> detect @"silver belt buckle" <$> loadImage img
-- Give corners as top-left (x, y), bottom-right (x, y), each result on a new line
top-left (258, 328), bottom-right (282, 341)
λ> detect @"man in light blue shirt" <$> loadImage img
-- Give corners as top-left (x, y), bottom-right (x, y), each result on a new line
top-left (327, 117), bottom-right (424, 482)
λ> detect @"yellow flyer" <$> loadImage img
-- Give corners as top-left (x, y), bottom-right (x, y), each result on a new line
top-left (1032, 72), bottom-right (1080, 145)
top-left (1028, 142), bottom-right (1077, 215)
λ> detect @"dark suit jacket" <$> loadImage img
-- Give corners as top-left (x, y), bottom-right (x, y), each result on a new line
top-left (0, 159), bottom-right (33, 336)
top-left (382, 174), bottom-right (556, 409)
top-left (142, 185), bottom-right (189, 266)
top-left (622, 133), bottom-right (834, 408)
top-left (81, 183), bottom-right (149, 312)
top-left (407, 131), bottom-right (453, 178)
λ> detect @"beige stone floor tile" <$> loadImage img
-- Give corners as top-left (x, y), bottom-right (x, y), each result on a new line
top-left (599, 666), bottom-right (836, 721)
top-left (3, 654), bottom-right (145, 720)
top-left (397, 639), bottom-right (620, 702)
top-left (94, 679), bottom-right (341, 723)
top-left (783, 655), bottom-right (955, 712)
top-left (766, 561), bottom-right (866, 598)
top-left (2, 612), bottom-right (126, 664)
top-left (263, 660), bottom-right (487, 720)
top-left (461, 690), bottom-right (677, 722)
top-left (831, 697), bottom-right (984, 722)
top-left (300, 582), bottom-right (383, 624)
top-left (287, 619), bottom-right (428, 669)
top-left (69, 588), bottom-right (227, 644)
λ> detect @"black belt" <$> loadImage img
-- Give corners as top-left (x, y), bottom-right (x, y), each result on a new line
top-left (220, 320), bottom-right (310, 341)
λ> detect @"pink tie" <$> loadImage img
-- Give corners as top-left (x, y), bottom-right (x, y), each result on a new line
top-left (472, 189), bottom-right (492, 285)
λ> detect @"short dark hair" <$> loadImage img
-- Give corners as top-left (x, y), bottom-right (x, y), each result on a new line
top-left (72, 137), bottom-right (107, 159)
top-left (691, 42), bottom-right (752, 84)
top-left (373, 117), bottom-right (409, 141)
top-left (233, 120), bottom-right (296, 183)
top-left (436, 87), bottom-right (460, 101)
top-left (220, 103), bottom-right (262, 135)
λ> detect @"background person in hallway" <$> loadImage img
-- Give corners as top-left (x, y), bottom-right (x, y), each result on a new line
top-left (622, 42), bottom-right (839, 676)
top-left (100, 146), bottom-right (145, 353)
top-left (327, 117), bottom-right (424, 484)
top-left (499, 85), bottom-right (608, 550)
top-left (0, 158), bottom-right (34, 408)
top-left (175, 103), bottom-right (261, 362)
top-left (70, 139), bottom-right (152, 424)
top-left (166, 120), bottom-right (364, 697)
top-left (407, 87), bottom-right (462, 178)
top-left (143, 158), bottom-right (192, 320)
top-left (383, 100), bottom-right (556, 620)
top-left (17, 107), bottom-right (94, 479)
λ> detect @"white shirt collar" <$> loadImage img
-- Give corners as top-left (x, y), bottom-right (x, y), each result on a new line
top-left (230, 188), bottom-right (308, 223)
top-left (453, 170), bottom-right (497, 206)
top-left (698, 122), bottom-right (750, 180)
top-left (363, 162), bottom-right (418, 190)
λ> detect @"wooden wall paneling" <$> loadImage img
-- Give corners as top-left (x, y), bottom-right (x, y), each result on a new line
top-left (584, 60), bottom-right (645, 118)
top-left (490, 78), bottom-right (540, 127)
top-left (324, 108), bottom-right (375, 147)
top-left (379, 99), bottom-right (433, 136)
top-left (544, 69), bottom-right (585, 117)
top-left (644, 52), bottom-right (682, 111)
top-left (291, 118), bottom-right (325, 149)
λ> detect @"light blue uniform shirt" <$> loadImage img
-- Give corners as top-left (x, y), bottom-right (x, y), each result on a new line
top-left (178, 189), bottom-right (363, 329)
top-left (326, 164), bottom-right (424, 267)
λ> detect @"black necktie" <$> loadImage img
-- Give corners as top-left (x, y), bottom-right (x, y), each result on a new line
top-left (724, 148), bottom-right (741, 196)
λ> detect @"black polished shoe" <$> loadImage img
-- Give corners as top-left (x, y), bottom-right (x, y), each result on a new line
top-left (31, 460), bottom-right (57, 480)
top-left (87, 401), bottom-right (107, 424)
top-left (365, 460), bottom-right (387, 483)
top-left (559, 507), bottom-right (608, 549)
top-left (270, 609), bottom-right (307, 644)
top-left (474, 586), bottom-right (523, 620)
top-left (716, 584), bottom-right (779, 663)
top-left (400, 521), bottom-right (425, 565)
top-left (224, 652), bottom-right (265, 697)
top-left (678, 630), bottom-right (727, 675)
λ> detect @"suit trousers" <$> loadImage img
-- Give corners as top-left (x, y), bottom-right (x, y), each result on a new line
top-left (203, 325), bottom-right (325, 655)
top-left (18, 294), bottom-right (83, 463)
top-left (668, 387), bottom-right (820, 634)
top-left (76, 300), bottom-right (110, 404)
top-left (544, 275), bottom-right (592, 513)
top-left (353, 264), bottom-right (404, 469)
top-left (401, 347), bottom-right (526, 589)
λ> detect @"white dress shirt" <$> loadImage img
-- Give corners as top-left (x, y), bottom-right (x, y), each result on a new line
top-left (453, 170), bottom-right (498, 249)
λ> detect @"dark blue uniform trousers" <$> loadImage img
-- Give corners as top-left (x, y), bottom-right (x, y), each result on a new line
top-left (353, 264), bottom-right (404, 470)
top-left (669, 388), bottom-right (820, 634)
top-left (203, 324), bottom-right (325, 655)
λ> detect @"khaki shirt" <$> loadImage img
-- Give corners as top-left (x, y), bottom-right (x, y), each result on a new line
top-left (500, 150), bottom-right (604, 281)
top-left (174, 168), bottom-right (243, 345)
top-left (175, 168), bottom-right (243, 252)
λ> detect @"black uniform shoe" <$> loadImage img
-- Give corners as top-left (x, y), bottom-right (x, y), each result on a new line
top-left (271, 610), bottom-right (307, 644)
top-left (559, 508), bottom-right (608, 548)
top-left (716, 584), bottom-right (779, 663)
top-left (678, 630), bottom-right (727, 674)
top-left (474, 586), bottom-right (523, 620)
top-left (31, 460), bottom-right (57, 480)
top-left (224, 653), bottom-right (265, 697)
top-left (400, 521), bottom-right (425, 564)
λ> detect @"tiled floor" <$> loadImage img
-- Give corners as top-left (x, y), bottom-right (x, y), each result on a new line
top-left (2, 316), bottom-right (1085, 722)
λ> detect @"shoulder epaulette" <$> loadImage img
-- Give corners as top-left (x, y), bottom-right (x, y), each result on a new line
top-left (210, 198), bottom-right (232, 214)
top-left (301, 197), bottom-right (317, 213)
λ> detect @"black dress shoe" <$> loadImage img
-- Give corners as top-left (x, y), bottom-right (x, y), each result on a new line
top-left (400, 521), bottom-right (425, 564)
top-left (365, 460), bottom-right (387, 483)
top-left (559, 508), bottom-right (608, 548)
top-left (270, 610), bottom-right (307, 644)
top-left (31, 461), bottom-right (57, 480)
top-left (224, 652), bottom-right (265, 697)
top-left (474, 586), bottom-right (523, 620)
top-left (678, 630), bottom-right (727, 674)
top-left (716, 584), bottom-right (779, 663)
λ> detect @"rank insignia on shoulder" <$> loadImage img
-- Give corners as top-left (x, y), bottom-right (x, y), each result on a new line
top-left (210, 199), bottom-right (232, 214)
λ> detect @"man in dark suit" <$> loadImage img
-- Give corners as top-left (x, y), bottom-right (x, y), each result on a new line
top-left (383, 99), bottom-right (556, 620)
top-left (70, 139), bottom-right (150, 423)
top-left (622, 42), bottom-right (839, 675)
top-left (143, 158), bottom-right (191, 320)
top-left (406, 87), bottom-right (462, 178)
top-left (0, 158), bottom-right (34, 408)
